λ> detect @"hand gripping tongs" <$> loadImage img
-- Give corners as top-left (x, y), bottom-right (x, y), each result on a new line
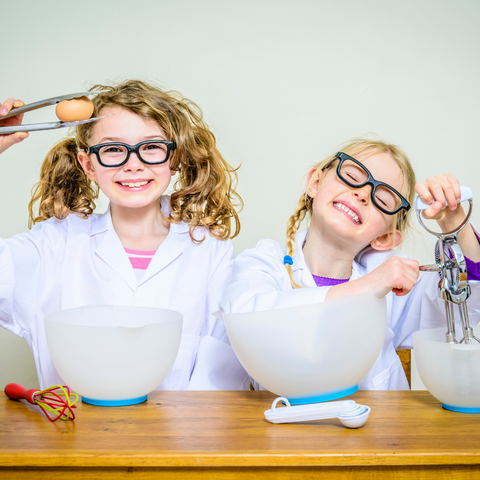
top-left (0, 91), bottom-right (108, 134)
top-left (416, 186), bottom-right (480, 344)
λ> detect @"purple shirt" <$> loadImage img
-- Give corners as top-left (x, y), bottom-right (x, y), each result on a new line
top-left (312, 275), bottom-right (349, 287)
top-left (464, 232), bottom-right (480, 281)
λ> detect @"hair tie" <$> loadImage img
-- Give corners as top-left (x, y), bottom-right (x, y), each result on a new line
top-left (283, 255), bottom-right (293, 265)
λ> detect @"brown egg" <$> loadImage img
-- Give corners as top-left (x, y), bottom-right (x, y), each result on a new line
top-left (55, 96), bottom-right (94, 122)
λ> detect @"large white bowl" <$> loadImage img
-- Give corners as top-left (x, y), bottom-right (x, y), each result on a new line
top-left (45, 305), bottom-right (183, 406)
top-left (413, 326), bottom-right (480, 413)
top-left (219, 290), bottom-right (387, 404)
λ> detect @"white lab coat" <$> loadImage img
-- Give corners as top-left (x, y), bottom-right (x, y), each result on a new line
top-left (0, 196), bottom-right (249, 391)
top-left (219, 228), bottom-right (480, 390)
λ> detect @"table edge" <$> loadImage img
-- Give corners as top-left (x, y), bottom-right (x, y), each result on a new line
top-left (2, 452), bottom-right (480, 468)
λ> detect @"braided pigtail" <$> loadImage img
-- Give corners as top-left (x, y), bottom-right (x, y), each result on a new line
top-left (285, 193), bottom-right (311, 288)
top-left (28, 137), bottom-right (98, 227)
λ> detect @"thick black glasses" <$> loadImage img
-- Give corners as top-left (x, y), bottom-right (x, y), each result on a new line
top-left (87, 140), bottom-right (176, 167)
top-left (325, 152), bottom-right (411, 215)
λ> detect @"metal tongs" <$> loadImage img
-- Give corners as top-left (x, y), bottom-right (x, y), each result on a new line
top-left (417, 186), bottom-right (479, 344)
top-left (0, 91), bottom-right (109, 134)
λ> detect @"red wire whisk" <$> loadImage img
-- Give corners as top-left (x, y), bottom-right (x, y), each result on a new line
top-left (5, 383), bottom-right (78, 422)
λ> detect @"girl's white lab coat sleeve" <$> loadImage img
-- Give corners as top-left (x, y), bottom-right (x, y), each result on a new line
top-left (0, 219), bottom-right (68, 387)
top-left (188, 241), bottom-right (250, 390)
top-left (219, 228), bottom-right (480, 391)
top-left (0, 219), bottom-right (66, 337)
top-left (0, 203), bottom-right (248, 391)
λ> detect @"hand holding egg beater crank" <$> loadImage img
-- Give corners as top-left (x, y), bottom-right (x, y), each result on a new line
top-left (0, 91), bottom-right (109, 142)
top-left (417, 186), bottom-right (480, 345)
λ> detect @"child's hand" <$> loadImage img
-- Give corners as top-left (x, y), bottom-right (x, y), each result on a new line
top-left (415, 174), bottom-right (465, 231)
top-left (363, 257), bottom-right (419, 296)
top-left (0, 98), bottom-right (28, 154)
top-left (326, 256), bottom-right (419, 301)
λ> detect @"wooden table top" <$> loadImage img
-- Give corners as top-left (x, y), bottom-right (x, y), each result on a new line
top-left (1, 389), bottom-right (480, 470)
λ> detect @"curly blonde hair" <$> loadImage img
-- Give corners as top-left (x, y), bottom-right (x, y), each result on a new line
top-left (28, 79), bottom-right (242, 241)
top-left (285, 138), bottom-right (416, 288)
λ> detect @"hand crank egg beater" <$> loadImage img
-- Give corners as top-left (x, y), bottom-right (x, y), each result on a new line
top-left (416, 186), bottom-right (479, 345)
top-left (414, 186), bottom-right (480, 413)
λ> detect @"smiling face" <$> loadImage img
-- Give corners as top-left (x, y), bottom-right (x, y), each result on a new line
top-left (307, 149), bottom-right (405, 253)
top-left (77, 106), bottom-right (175, 212)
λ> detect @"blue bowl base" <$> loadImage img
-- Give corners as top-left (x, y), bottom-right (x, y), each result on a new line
top-left (82, 395), bottom-right (148, 406)
top-left (442, 403), bottom-right (480, 413)
top-left (287, 385), bottom-right (359, 405)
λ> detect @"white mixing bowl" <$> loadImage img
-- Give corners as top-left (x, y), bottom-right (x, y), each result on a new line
top-left (45, 305), bottom-right (183, 406)
top-left (413, 326), bottom-right (480, 413)
top-left (218, 290), bottom-right (387, 404)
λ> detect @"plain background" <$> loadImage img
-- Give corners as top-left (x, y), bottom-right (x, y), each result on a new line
top-left (1, 0), bottom-right (479, 390)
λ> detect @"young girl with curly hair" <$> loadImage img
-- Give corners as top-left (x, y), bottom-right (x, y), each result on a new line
top-left (0, 80), bottom-right (248, 391)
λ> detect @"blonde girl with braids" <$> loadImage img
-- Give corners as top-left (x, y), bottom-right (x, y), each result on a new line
top-left (220, 139), bottom-right (480, 391)
top-left (0, 81), bottom-right (249, 391)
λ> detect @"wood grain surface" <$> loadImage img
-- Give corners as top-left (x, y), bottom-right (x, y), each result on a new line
top-left (1, 390), bottom-right (480, 479)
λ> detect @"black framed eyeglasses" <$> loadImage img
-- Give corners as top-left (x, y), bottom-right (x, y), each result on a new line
top-left (324, 152), bottom-right (411, 215)
top-left (87, 140), bottom-right (176, 167)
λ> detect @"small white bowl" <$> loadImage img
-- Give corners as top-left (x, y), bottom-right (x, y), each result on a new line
top-left (413, 326), bottom-right (480, 413)
top-left (218, 290), bottom-right (387, 404)
top-left (45, 305), bottom-right (183, 406)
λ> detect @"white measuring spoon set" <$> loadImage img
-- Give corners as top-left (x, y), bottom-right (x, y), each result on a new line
top-left (264, 397), bottom-right (371, 428)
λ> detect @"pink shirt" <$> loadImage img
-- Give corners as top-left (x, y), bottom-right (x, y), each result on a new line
top-left (125, 248), bottom-right (156, 281)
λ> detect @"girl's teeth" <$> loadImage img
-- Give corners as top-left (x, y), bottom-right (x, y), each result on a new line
top-left (121, 181), bottom-right (149, 187)
top-left (333, 202), bottom-right (360, 223)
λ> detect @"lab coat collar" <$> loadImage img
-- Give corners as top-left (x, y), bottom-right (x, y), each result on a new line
top-left (93, 206), bottom-right (138, 291)
top-left (291, 229), bottom-right (363, 285)
top-left (91, 198), bottom-right (189, 291)
top-left (90, 197), bottom-right (191, 236)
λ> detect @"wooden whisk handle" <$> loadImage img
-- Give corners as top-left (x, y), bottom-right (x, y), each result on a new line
top-left (5, 383), bottom-right (40, 405)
